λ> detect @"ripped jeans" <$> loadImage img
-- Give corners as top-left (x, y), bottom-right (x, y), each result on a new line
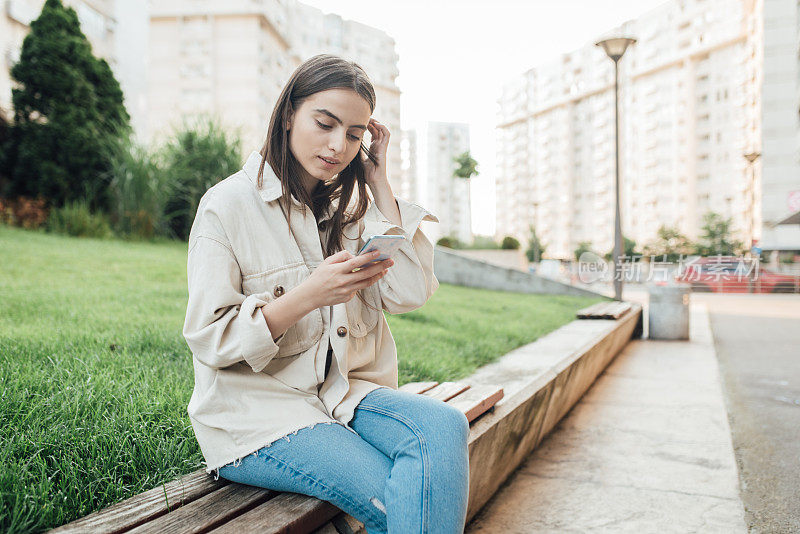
top-left (217, 386), bottom-right (471, 534)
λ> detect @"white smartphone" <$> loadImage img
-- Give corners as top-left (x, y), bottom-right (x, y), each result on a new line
top-left (352, 235), bottom-right (406, 272)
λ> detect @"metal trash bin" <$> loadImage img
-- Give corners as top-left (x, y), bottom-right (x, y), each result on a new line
top-left (647, 282), bottom-right (690, 340)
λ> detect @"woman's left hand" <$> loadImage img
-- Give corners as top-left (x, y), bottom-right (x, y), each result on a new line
top-left (362, 118), bottom-right (390, 186)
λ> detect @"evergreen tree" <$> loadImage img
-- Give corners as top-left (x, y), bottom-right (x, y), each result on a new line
top-left (6, 0), bottom-right (130, 212)
top-left (0, 107), bottom-right (10, 191)
top-left (525, 224), bottom-right (547, 262)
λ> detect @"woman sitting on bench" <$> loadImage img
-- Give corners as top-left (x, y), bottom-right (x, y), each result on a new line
top-left (182, 53), bottom-right (469, 534)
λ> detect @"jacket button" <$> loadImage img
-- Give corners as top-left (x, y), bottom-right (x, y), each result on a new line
top-left (273, 285), bottom-right (285, 298)
top-left (337, 326), bottom-right (348, 337)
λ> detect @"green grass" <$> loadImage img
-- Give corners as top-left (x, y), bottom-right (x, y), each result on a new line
top-left (0, 225), bottom-right (604, 533)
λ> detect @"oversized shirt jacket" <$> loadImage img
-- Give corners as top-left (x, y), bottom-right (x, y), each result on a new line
top-left (182, 150), bottom-right (440, 476)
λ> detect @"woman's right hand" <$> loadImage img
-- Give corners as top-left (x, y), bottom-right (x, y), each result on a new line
top-left (303, 249), bottom-right (394, 308)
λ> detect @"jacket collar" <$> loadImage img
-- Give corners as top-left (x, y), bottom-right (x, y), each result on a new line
top-left (242, 150), bottom-right (337, 223)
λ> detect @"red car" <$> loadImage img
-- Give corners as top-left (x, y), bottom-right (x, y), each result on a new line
top-left (675, 256), bottom-right (800, 293)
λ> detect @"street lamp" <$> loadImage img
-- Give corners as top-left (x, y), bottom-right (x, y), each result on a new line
top-left (743, 151), bottom-right (760, 253)
top-left (532, 200), bottom-right (540, 264)
top-left (596, 37), bottom-right (636, 301)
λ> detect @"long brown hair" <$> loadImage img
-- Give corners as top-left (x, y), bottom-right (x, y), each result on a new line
top-left (258, 54), bottom-right (381, 310)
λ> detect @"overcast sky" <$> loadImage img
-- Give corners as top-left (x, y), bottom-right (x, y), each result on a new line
top-left (300, 0), bottom-right (669, 235)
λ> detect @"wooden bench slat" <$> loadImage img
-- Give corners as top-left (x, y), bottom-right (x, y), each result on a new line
top-left (310, 523), bottom-right (340, 534)
top-left (398, 381), bottom-right (439, 394)
top-left (576, 301), bottom-right (608, 318)
top-left (605, 302), bottom-right (632, 319)
top-left (444, 384), bottom-right (504, 423)
top-left (330, 512), bottom-right (366, 534)
top-left (595, 302), bottom-right (619, 317)
top-left (48, 470), bottom-right (228, 534)
top-left (126, 483), bottom-right (275, 534)
top-left (577, 301), bottom-right (632, 320)
top-left (595, 301), bottom-right (630, 319)
top-left (421, 381), bottom-right (470, 402)
top-left (208, 492), bottom-right (340, 534)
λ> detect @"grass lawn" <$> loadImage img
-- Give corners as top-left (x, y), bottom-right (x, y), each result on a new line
top-left (0, 225), bottom-right (605, 533)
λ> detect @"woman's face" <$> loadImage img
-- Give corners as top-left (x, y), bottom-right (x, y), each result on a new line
top-left (287, 88), bottom-right (372, 195)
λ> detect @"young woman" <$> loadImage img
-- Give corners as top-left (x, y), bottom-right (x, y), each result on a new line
top-left (182, 54), bottom-right (470, 533)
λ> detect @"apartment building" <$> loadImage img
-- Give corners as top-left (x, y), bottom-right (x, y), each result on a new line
top-left (399, 128), bottom-right (420, 204)
top-left (1, 0), bottom-right (148, 136)
top-left (496, 0), bottom-right (764, 260)
top-left (760, 0), bottom-right (800, 253)
top-left (147, 0), bottom-right (404, 192)
top-left (417, 121), bottom-right (471, 244)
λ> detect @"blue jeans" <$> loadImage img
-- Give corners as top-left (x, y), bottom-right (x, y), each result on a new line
top-left (218, 387), bottom-right (470, 533)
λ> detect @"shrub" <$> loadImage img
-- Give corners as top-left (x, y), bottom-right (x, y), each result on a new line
top-left (604, 235), bottom-right (639, 262)
top-left (46, 199), bottom-right (113, 238)
top-left (0, 195), bottom-right (50, 228)
top-left (574, 241), bottom-right (594, 261)
top-left (500, 235), bottom-right (520, 249)
top-left (465, 234), bottom-right (500, 249)
top-left (436, 235), bottom-right (468, 249)
top-left (104, 136), bottom-right (173, 240)
top-left (160, 116), bottom-right (242, 241)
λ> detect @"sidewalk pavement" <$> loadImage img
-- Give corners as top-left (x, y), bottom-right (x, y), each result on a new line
top-left (465, 302), bottom-right (747, 533)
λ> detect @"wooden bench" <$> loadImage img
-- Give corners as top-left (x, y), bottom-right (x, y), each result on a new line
top-left (576, 300), bottom-right (632, 320)
top-left (49, 381), bottom-right (504, 534)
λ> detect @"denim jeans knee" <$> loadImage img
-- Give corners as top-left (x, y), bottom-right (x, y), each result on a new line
top-left (352, 387), bottom-right (470, 534)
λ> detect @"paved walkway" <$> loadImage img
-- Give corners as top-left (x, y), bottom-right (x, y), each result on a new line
top-left (465, 302), bottom-right (747, 533)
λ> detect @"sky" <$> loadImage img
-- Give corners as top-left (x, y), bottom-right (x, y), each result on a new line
top-left (300, 0), bottom-right (670, 236)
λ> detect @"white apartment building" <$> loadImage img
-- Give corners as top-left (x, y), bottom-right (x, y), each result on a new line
top-left (1, 0), bottom-right (149, 137)
top-left (399, 128), bottom-right (420, 203)
top-left (147, 0), bottom-right (404, 193)
top-left (496, 0), bottom-right (764, 260)
top-left (418, 121), bottom-right (472, 244)
top-left (760, 0), bottom-right (800, 253)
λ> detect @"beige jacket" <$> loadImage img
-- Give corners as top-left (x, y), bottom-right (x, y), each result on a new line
top-left (182, 150), bottom-right (440, 475)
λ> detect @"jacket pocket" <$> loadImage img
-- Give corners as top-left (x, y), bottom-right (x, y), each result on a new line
top-left (241, 263), bottom-right (323, 357)
top-left (345, 283), bottom-right (381, 338)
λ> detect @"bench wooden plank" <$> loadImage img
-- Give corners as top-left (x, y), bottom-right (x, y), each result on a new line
top-left (310, 523), bottom-right (340, 534)
top-left (604, 302), bottom-right (632, 319)
top-left (421, 381), bottom-right (470, 402)
top-left (126, 483), bottom-right (275, 534)
top-left (444, 384), bottom-right (504, 423)
top-left (577, 301), bottom-right (632, 320)
top-left (595, 302), bottom-right (619, 317)
top-left (208, 492), bottom-right (341, 534)
top-left (576, 301), bottom-right (608, 318)
top-left (48, 470), bottom-right (229, 534)
top-left (398, 381), bottom-right (439, 394)
top-left (330, 513), bottom-right (366, 534)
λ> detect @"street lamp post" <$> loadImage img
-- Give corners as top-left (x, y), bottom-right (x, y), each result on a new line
top-left (532, 200), bottom-right (540, 264)
top-left (596, 37), bottom-right (636, 302)
top-left (743, 151), bottom-right (761, 253)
